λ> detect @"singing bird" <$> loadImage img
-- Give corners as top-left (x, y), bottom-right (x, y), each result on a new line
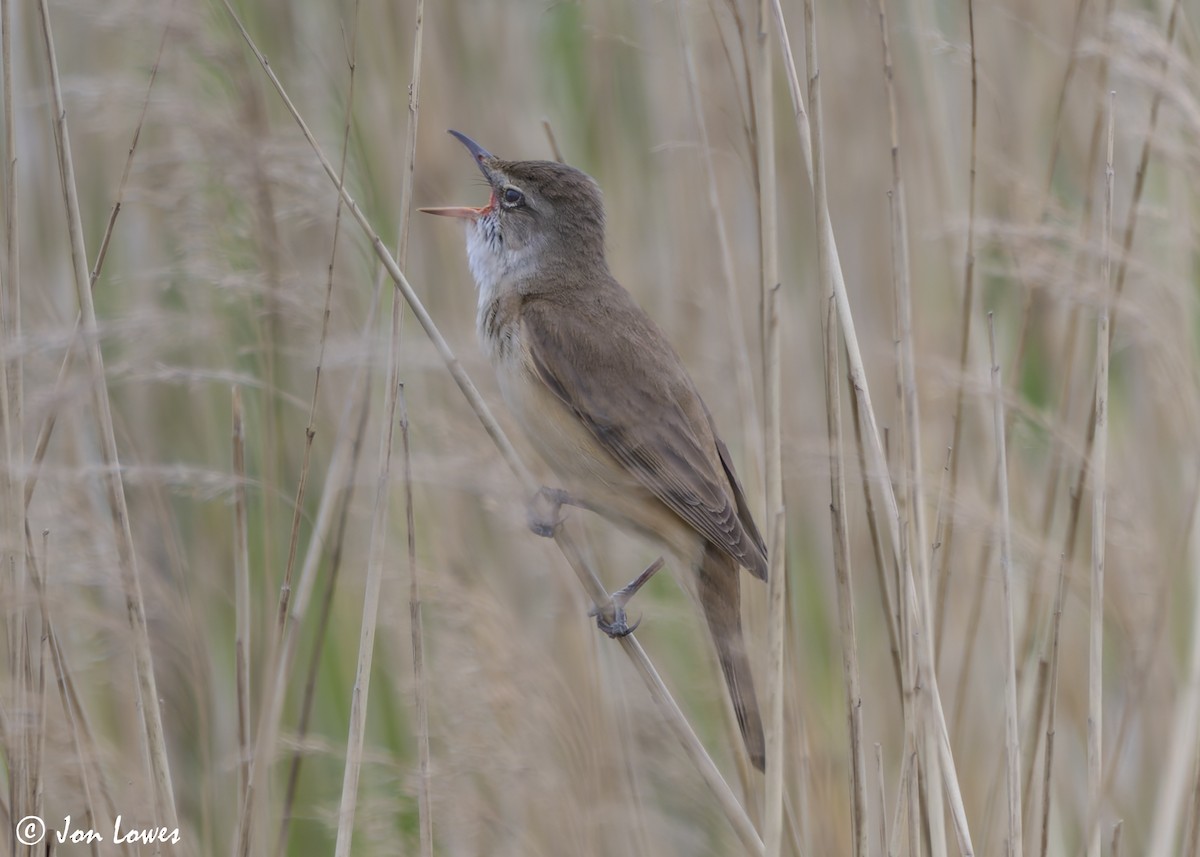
top-left (421, 131), bottom-right (768, 770)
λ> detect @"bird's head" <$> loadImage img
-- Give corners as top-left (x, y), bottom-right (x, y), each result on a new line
top-left (421, 131), bottom-right (607, 298)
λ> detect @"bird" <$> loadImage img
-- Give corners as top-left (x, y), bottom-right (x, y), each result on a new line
top-left (420, 130), bottom-right (768, 770)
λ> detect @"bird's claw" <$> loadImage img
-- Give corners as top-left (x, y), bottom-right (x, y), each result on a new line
top-left (527, 487), bottom-right (572, 538)
top-left (592, 605), bottom-right (642, 638)
top-left (528, 517), bottom-right (560, 538)
top-left (589, 556), bottom-right (665, 639)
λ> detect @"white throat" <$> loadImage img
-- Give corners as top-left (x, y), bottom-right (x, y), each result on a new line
top-left (465, 215), bottom-right (539, 320)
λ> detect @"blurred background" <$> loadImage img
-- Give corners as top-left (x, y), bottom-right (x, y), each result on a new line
top-left (2, 0), bottom-right (1199, 854)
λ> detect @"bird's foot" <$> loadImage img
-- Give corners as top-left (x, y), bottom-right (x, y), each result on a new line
top-left (527, 487), bottom-right (573, 538)
top-left (590, 557), bottom-right (665, 638)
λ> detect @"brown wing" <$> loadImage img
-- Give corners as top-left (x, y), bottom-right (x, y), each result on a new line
top-left (713, 431), bottom-right (768, 581)
top-left (522, 292), bottom-right (767, 578)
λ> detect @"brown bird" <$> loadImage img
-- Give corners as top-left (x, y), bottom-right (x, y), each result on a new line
top-left (421, 131), bottom-right (768, 770)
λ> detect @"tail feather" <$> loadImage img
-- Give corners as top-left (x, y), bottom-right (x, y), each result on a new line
top-left (697, 544), bottom-right (765, 771)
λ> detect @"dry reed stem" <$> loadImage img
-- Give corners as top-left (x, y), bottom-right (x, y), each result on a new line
top-left (878, 4), bottom-right (939, 853)
top-left (1, 0), bottom-right (17, 413)
top-left (1021, 0), bottom-right (1109, 391)
top-left (393, 10), bottom-right (422, 268)
top-left (850, 377), bottom-right (903, 699)
top-left (23, 13), bottom-right (168, 510)
top-left (1022, 660), bottom-right (1049, 837)
top-left (820, 282), bottom-right (866, 856)
top-left (332, 0), bottom-right (410, 848)
top-left (1035, 32), bottom-right (1189, 818)
top-left (1003, 15), bottom-right (1168, 759)
top-left (0, 0), bottom-right (26, 835)
top-left (1184, 750), bottom-right (1200, 857)
top-left (400, 384), bottom-right (433, 857)
top-left (620, 634), bottom-right (765, 854)
top-left (928, 445), bottom-right (950, 621)
top-left (1093, 508), bottom-right (1191, 843)
top-left (795, 725), bottom-right (814, 855)
top-left (877, 744), bottom-right (890, 857)
top-left (1061, 0), bottom-right (1180, 656)
top-left (777, 1), bottom-right (964, 835)
top-left (1005, 0), bottom-right (1116, 682)
top-left (333, 319), bottom-right (400, 857)
top-left (0, 2), bottom-right (24, 784)
top-left (1106, 0), bottom-right (1181, 329)
top-left (245, 87), bottom-right (410, 857)
top-left (1037, 555), bottom-right (1067, 857)
top-left (15, 613), bottom-right (31, 837)
top-left (806, 0), bottom-right (866, 851)
top-left (1086, 91), bottom-right (1115, 857)
top-left (231, 386), bottom-right (252, 851)
top-left (987, 313), bottom-right (1023, 857)
top-left (37, 0), bottom-right (177, 829)
top-left (678, 0), bottom-right (763, 483)
top-left (714, 1), bottom-right (757, 205)
top-left (872, 0), bottom-right (906, 702)
top-left (29, 550), bottom-right (101, 857)
top-left (955, 39), bottom-right (1110, 797)
top-left (1041, 0), bottom-right (1090, 194)
top-left (23, 11), bottom-right (175, 536)
top-left (263, 23), bottom-right (361, 847)
top-left (396, 4), bottom-right (431, 853)
top-left (275, 320), bottom-right (376, 857)
top-left (901, 0), bottom-right (958, 230)
top-left (31, 525), bottom-right (122, 829)
top-left (753, 0), bottom-right (786, 848)
top-left (221, 4), bottom-right (764, 852)
top-left (29, 537), bottom-right (47, 846)
top-left (950, 0), bottom-right (1110, 733)
top-left (933, 0), bottom-right (978, 666)
top-left (1145, 465), bottom-right (1200, 856)
top-left (240, 5), bottom-right (364, 849)
top-left (541, 119), bottom-right (564, 162)
top-left (908, 752), bottom-right (921, 857)
top-left (90, 11), bottom-right (172, 289)
top-left (276, 0), bottom-right (361, 662)
top-left (252, 275), bottom-right (383, 857)
top-left (888, 732), bottom-right (913, 857)
top-left (877, 0), bottom-right (930, 685)
top-left (774, 0), bottom-right (971, 852)
top-left (23, 338), bottom-right (75, 509)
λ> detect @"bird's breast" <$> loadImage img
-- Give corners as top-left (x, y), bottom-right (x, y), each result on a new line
top-left (480, 302), bottom-right (598, 479)
top-left (476, 294), bottom-right (522, 365)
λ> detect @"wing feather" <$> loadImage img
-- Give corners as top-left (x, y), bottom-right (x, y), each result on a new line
top-left (523, 296), bottom-right (765, 575)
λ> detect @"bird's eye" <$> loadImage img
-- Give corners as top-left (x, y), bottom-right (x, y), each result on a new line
top-left (502, 187), bottom-right (524, 207)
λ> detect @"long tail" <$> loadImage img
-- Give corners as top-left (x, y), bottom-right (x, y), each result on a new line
top-left (697, 543), bottom-right (765, 771)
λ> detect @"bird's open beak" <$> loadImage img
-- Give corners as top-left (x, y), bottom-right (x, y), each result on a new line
top-left (418, 203), bottom-right (491, 220)
top-left (418, 130), bottom-right (497, 221)
top-left (447, 130), bottom-right (494, 175)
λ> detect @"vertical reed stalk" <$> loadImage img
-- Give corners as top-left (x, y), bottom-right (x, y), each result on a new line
top-left (752, 0), bottom-right (787, 849)
top-left (988, 314), bottom-right (1023, 857)
top-left (37, 0), bottom-right (177, 828)
top-left (1086, 91), bottom-right (1115, 857)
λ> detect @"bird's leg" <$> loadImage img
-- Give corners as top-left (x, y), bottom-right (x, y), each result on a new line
top-left (527, 486), bottom-right (574, 537)
top-left (590, 557), bottom-right (665, 638)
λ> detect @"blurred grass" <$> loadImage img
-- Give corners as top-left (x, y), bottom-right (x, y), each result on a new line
top-left (2, 0), bottom-right (1200, 855)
